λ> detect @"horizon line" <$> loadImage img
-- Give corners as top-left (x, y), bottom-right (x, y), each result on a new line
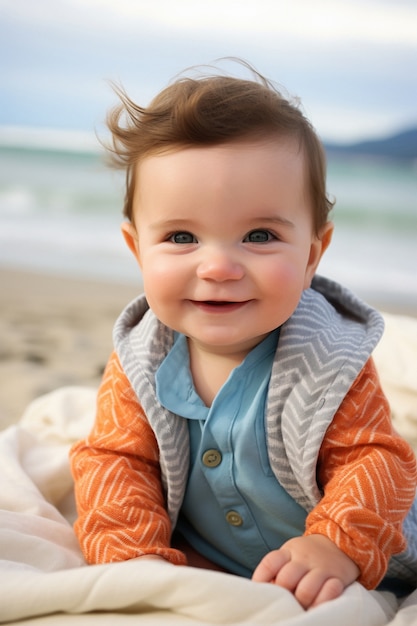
top-left (0, 122), bottom-right (416, 153)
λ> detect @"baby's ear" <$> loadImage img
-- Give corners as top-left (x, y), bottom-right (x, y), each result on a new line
top-left (318, 221), bottom-right (334, 258)
top-left (121, 221), bottom-right (141, 265)
top-left (304, 221), bottom-right (334, 288)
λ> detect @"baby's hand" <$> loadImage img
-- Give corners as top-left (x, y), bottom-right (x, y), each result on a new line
top-left (252, 534), bottom-right (360, 610)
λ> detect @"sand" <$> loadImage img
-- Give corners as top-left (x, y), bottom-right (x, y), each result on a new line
top-left (1, 266), bottom-right (415, 431)
top-left (0, 268), bottom-right (140, 429)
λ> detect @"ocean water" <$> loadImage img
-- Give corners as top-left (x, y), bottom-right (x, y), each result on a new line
top-left (0, 139), bottom-right (416, 310)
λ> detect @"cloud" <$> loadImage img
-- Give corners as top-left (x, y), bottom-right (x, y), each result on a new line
top-left (4, 0), bottom-right (417, 47)
top-left (0, 0), bottom-right (416, 141)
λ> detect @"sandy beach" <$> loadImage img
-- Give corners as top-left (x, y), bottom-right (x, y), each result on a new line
top-left (0, 268), bottom-right (140, 430)
top-left (1, 266), bottom-right (416, 432)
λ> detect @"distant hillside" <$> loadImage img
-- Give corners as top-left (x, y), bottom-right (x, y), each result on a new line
top-left (324, 127), bottom-right (417, 160)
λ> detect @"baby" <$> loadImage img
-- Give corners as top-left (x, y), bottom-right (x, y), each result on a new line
top-left (70, 63), bottom-right (417, 609)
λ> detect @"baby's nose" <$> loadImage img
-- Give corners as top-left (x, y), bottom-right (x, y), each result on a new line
top-left (196, 248), bottom-right (244, 281)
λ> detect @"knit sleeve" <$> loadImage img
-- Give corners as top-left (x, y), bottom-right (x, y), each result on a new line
top-left (305, 357), bottom-right (417, 589)
top-left (69, 351), bottom-right (187, 566)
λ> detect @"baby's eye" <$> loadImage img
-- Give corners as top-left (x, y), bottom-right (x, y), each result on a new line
top-left (244, 230), bottom-right (275, 243)
top-left (170, 232), bottom-right (197, 244)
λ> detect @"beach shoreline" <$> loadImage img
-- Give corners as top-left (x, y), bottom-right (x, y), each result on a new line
top-left (1, 266), bottom-right (416, 430)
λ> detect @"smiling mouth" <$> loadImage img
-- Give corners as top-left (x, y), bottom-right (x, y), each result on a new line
top-left (190, 300), bottom-right (250, 312)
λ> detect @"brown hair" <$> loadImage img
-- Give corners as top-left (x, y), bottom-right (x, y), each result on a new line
top-left (106, 62), bottom-right (334, 234)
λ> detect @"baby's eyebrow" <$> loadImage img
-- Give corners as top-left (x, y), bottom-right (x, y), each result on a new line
top-left (149, 218), bottom-right (194, 230)
top-left (252, 216), bottom-right (295, 229)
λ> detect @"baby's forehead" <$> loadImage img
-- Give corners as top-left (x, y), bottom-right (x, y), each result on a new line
top-left (136, 134), bottom-right (306, 166)
top-left (132, 138), bottom-right (310, 211)
top-left (132, 139), bottom-right (311, 217)
top-left (134, 137), bottom-right (306, 177)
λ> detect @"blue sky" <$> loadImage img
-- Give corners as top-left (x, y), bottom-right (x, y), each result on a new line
top-left (1, 0), bottom-right (416, 143)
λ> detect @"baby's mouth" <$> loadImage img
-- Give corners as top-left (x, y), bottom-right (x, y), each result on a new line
top-left (191, 300), bottom-right (249, 312)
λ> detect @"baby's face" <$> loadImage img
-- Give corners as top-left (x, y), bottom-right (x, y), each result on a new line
top-left (123, 139), bottom-right (331, 360)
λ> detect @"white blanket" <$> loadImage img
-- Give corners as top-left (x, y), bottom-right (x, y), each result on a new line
top-left (1, 312), bottom-right (416, 625)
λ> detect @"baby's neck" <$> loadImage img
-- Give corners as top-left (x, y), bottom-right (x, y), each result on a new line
top-left (187, 341), bottom-right (247, 407)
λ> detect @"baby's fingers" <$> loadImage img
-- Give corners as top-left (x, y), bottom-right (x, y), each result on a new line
top-left (252, 548), bottom-right (291, 583)
top-left (293, 570), bottom-right (344, 609)
top-left (310, 577), bottom-right (345, 608)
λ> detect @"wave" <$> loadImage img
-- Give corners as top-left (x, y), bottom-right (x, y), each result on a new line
top-left (0, 125), bottom-right (101, 154)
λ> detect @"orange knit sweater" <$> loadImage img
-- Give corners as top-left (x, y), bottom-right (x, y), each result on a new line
top-left (70, 351), bottom-right (417, 589)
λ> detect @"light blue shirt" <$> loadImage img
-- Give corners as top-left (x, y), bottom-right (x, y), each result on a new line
top-left (156, 330), bottom-right (307, 577)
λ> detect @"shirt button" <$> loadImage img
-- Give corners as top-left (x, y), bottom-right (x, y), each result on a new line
top-left (202, 449), bottom-right (222, 468)
top-left (225, 511), bottom-right (243, 526)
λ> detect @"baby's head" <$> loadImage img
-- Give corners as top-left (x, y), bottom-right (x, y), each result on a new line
top-left (106, 64), bottom-right (333, 236)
